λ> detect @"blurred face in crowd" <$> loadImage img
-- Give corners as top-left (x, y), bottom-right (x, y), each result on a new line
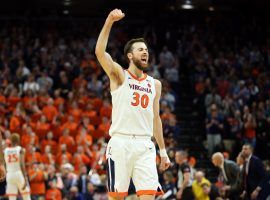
top-left (194, 171), bottom-right (204, 183)
top-left (211, 153), bottom-right (223, 167)
top-left (236, 153), bottom-right (245, 166)
top-left (175, 151), bottom-right (186, 165)
top-left (242, 145), bottom-right (253, 158)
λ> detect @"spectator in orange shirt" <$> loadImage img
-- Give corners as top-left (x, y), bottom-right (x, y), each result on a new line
top-left (25, 144), bottom-right (42, 167)
top-left (72, 145), bottom-right (91, 174)
top-left (7, 87), bottom-right (21, 112)
top-left (28, 163), bottom-right (47, 199)
top-left (76, 127), bottom-right (92, 146)
top-left (59, 128), bottom-right (75, 153)
top-left (41, 131), bottom-right (58, 154)
top-left (68, 101), bottom-right (82, 123)
top-left (80, 117), bottom-right (95, 133)
top-left (23, 89), bottom-right (37, 111)
top-left (82, 103), bottom-right (97, 119)
top-left (21, 125), bottom-right (39, 148)
top-left (34, 115), bottom-right (51, 139)
top-left (72, 74), bottom-right (87, 90)
top-left (98, 116), bottom-right (111, 134)
top-left (51, 117), bottom-right (64, 140)
top-left (41, 145), bottom-right (56, 166)
top-left (61, 115), bottom-right (78, 137)
top-left (99, 98), bottom-right (112, 118)
top-left (42, 98), bottom-right (58, 122)
top-left (56, 144), bottom-right (72, 167)
top-left (54, 89), bottom-right (65, 109)
top-left (45, 180), bottom-right (62, 200)
top-left (76, 127), bottom-right (93, 156)
top-left (9, 109), bottom-right (23, 134)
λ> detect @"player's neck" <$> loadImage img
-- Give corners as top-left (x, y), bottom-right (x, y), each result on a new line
top-left (128, 66), bottom-right (144, 79)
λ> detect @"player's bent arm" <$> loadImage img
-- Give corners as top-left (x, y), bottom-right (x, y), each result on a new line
top-left (95, 9), bottom-right (125, 82)
top-left (153, 80), bottom-right (166, 152)
top-left (180, 172), bottom-right (190, 192)
top-left (0, 133), bottom-right (4, 165)
top-left (20, 148), bottom-right (28, 182)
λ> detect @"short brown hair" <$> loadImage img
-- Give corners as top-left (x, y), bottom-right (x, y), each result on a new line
top-left (10, 133), bottom-right (20, 145)
top-left (124, 38), bottom-right (147, 60)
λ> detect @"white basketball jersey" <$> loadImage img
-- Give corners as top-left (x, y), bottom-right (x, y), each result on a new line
top-left (4, 146), bottom-right (22, 172)
top-left (109, 70), bottom-right (156, 137)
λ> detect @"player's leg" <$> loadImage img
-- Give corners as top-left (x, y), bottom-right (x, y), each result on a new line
top-left (17, 172), bottom-right (31, 200)
top-left (6, 172), bottom-right (19, 200)
top-left (106, 137), bottom-right (132, 200)
top-left (132, 140), bottom-right (163, 200)
top-left (6, 183), bottom-right (18, 200)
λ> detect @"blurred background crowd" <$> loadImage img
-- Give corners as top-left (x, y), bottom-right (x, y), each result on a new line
top-left (0, 0), bottom-right (270, 199)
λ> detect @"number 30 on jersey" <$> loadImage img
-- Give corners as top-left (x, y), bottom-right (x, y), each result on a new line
top-left (131, 92), bottom-right (149, 108)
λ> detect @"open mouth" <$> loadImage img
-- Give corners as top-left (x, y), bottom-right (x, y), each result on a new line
top-left (141, 58), bottom-right (147, 63)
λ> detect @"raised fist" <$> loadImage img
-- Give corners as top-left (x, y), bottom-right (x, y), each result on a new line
top-left (108, 9), bottom-right (125, 22)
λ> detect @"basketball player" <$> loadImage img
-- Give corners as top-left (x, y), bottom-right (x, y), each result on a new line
top-left (4, 133), bottom-right (31, 200)
top-left (0, 131), bottom-right (6, 182)
top-left (95, 9), bottom-right (171, 200)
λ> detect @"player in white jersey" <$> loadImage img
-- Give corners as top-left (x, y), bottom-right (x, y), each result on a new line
top-left (4, 133), bottom-right (31, 200)
top-left (0, 131), bottom-right (6, 182)
top-left (96, 9), bottom-right (170, 200)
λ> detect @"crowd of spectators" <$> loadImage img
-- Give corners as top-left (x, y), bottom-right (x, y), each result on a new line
top-left (0, 10), bottom-right (269, 200)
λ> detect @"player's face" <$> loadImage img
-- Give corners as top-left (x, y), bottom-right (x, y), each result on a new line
top-left (130, 42), bottom-right (149, 70)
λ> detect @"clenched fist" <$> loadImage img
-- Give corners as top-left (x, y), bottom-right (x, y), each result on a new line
top-left (107, 9), bottom-right (125, 23)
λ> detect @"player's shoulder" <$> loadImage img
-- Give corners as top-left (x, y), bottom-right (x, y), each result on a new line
top-left (154, 79), bottom-right (162, 86)
top-left (153, 79), bottom-right (162, 91)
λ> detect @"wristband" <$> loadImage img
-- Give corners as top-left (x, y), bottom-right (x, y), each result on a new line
top-left (160, 149), bottom-right (168, 157)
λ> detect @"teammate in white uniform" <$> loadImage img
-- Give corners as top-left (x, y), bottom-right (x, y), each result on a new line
top-left (4, 133), bottom-right (31, 200)
top-left (96, 9), bottom-right (171, 200)
top-left (0, 131), bottom-right (6, 182)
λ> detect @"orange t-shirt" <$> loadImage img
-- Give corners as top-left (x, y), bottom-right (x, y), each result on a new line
top-left (34, 122), bottom-right (51, 139)
top-left (7, 96), bottom-right (21, 111)
top-left (54, 97), bottom-right (65, 109)
top-left (41, 154), bottom-right (56, 165)
top-left (76, 134), bottom-right (93, 147)
top-left (45, 188), bottom-right (62, 200)
top-left (41, 139), bottom-right (58, 154)
top-left (245, 127), bottom-right (256, 139)
top-left (68, 108), bottom-right (82, 123)
top-left (25, 152), bottom-right (42, 165)
top-left (42, 105), bottom-right (58, 122)
top-left (59, 136), bottom-right (75, 152)
top-left (72, 153), bottom-right (90, 173)
top-left (56, 152), bottom-right (72, 166)
top-left (9, 116), bottom-right (22, 134)
top-left (100, 106), bottom-right (112, 118)
top-left (61, 122), bottom-right (78, 137)
top-left (83, 110), bottom-right (97, 118)
top-left (21, 134), bottom-right (39, 148)
top-left (98, 122), bottom-right (110, 133)
top-left (28, 169), bottom-right (46, 195)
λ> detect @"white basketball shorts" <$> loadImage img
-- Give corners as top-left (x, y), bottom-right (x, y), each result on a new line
top-left (6, 171), bottom-right (30, 196)
top-left (106, 134), bottom-right (163, 198)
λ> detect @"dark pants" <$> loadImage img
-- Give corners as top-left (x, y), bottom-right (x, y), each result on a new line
top-left (182, 186), bottom-right (194, 200)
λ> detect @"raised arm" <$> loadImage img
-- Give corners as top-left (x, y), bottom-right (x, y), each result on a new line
top-left (95, 9), bottom-right (125, 89)
top-left (153, 79), bottom-right (170, 171)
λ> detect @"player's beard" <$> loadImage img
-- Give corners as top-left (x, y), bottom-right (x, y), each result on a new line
top-left (132, 57), bottom-right (148, 71)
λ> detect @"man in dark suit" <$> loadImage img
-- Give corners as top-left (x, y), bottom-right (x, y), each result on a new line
top-left (241, 143), bottom-right (266, 200)
top-left (77, 165), bottom-right (90, 196)
top-left (212, 152), bottom-right (241, 200)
